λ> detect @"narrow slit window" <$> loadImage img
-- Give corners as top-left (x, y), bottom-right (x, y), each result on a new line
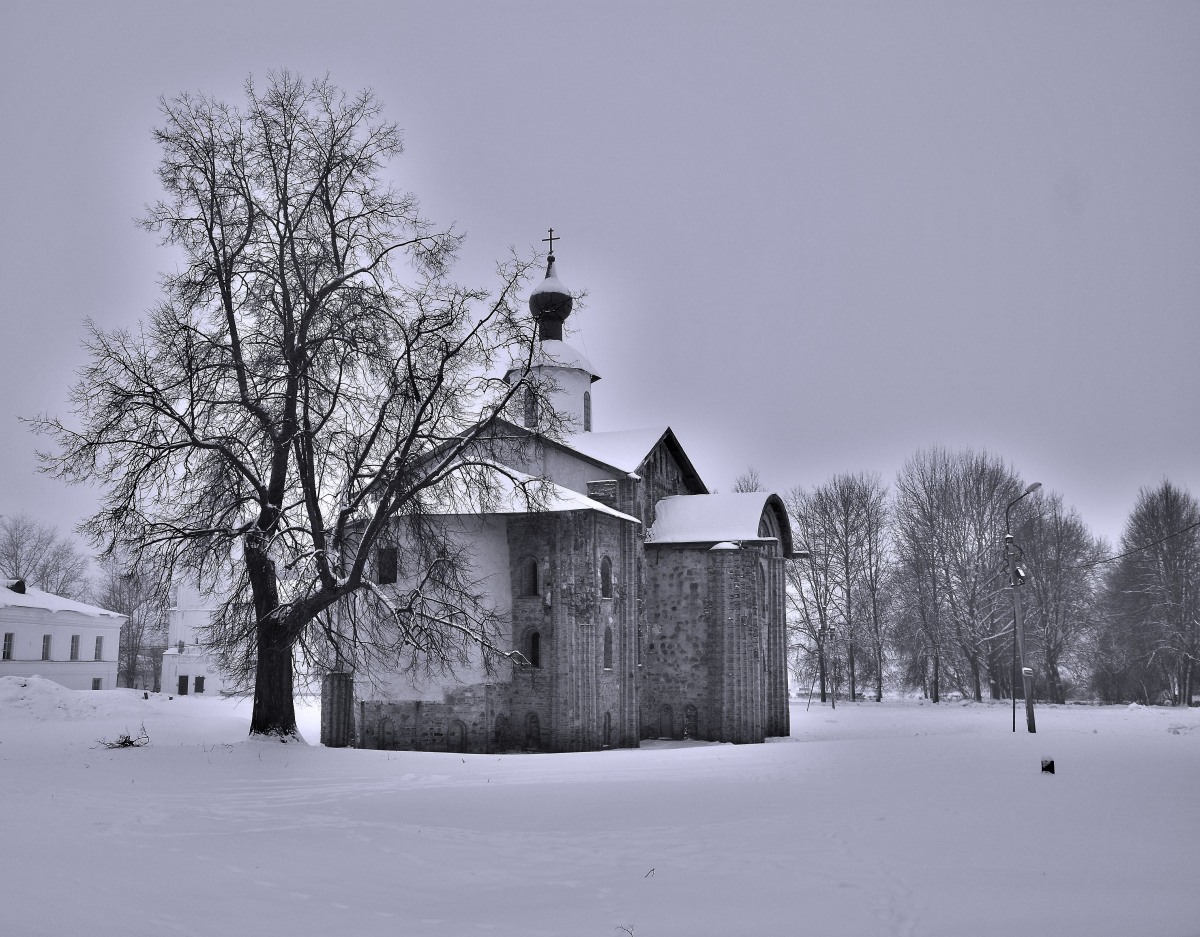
top-left (519, 556), bottom-right (539, 597)
top-left (377, 546), bottom-right (398, 585)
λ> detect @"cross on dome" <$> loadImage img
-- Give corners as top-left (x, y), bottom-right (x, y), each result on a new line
top-left (529, 227), bottom-right (572, 340)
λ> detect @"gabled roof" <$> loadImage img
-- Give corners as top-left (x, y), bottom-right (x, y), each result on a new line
top-left (561, 427), bottom-right (708, 493)
top-left (646, 493), bottom-right (794, 557)
top-left (1, 580), bottom-right (126, 619)
top-left (421, 465), bottom-right (640, 525)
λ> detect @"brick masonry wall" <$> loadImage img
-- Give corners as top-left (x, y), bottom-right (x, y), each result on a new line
top-left (643, 543), bottom-right (777, 743)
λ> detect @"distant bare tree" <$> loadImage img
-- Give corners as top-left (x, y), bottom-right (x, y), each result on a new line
top-left (1016, 492), bottom-right (1104, 703)
top-left (785, 485), bottom-right (837, 702)
top-left (732, 466), bottom-right (765, 493)
top-left (892, 449), bottom-right (952, 702)
top-left (92, 555), bottom-right (168, 689)
top-left (893, 448), bottom-right (1025, 702)
top-left (0, 512), bottom-right (90, 599)
top-left (1097, 481), bottom-right (1199, 705)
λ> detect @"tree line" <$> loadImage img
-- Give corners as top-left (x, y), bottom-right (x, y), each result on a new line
top-left (777, 449), bottom-right (1199, 707)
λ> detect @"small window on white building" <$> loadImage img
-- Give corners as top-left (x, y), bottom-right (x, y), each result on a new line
top-left (377, 546), bottom-right (398, 585)
top-left (2, 632), bottom-right (12, 660)
top-left (41, 635), bottom-right (52, 661)
top-left (195, 676), bottom-right (205, 694)
top-left (91, 678), bottom-right (102, 691)
top-left (70, 634), bottom-right (80, 661)
top-left (94, 636), bottom-right (104, 661)
top-left (583, 390), bottom-right (592, 432)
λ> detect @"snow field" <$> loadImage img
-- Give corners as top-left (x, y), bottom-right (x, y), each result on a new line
top-left (0, 676), bottom-right (1196, 937)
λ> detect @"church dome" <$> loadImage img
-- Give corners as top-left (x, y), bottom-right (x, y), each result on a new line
top-left (529, 256), bottom-right (573, 341)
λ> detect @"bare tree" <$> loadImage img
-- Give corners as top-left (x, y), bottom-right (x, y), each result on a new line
top-left (1016, 492), bottom-right (1103, 703)
top-left (32, 73), bottom-right (546, 737)
top-left (785, 485), bottom-right (837, 702)
top-left (92, 555), bottom-right (168, 689)
top-left (892, 449), bottom-right (952, 702)
top-left (1098, 481), bottom-right (1199, 705)
top-left (892, 448), bottom-right (1025, 702)
top-left (732, 466), bottom-right (765, 493)
top-left (0, 512), bottom-right (91, 599)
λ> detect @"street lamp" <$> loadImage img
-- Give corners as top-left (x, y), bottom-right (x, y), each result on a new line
top-left (1005, 481), bottom-right (1041, 733)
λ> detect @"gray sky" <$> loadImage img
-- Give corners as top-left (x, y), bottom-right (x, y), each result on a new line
top-left (2, 1), bottom-right (1198, 550)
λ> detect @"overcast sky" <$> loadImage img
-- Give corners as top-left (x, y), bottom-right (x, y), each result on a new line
top-left (2, 1), bottom-right (1198, 551)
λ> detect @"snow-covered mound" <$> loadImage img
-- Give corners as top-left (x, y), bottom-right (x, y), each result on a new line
top-left (0, 674), bottom-right (107, 719)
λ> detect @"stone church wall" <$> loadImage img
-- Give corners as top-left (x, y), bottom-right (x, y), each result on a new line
top-left (355, 506), bottom-right (640, 754)
top-left (642, 544), bottom-right (776, 743)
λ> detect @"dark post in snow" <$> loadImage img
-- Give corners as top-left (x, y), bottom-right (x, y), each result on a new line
top-left (1005, 482), bottom-right (1042, 734)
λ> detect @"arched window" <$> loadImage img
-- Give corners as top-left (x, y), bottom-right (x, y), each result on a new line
top-left (493, 714), bottom-right (510, 752)
top-left (448, 720), bottom-right (468, 753)
top-left (583, 390), bottom-right (592, 431)
top-left (603, 626), bottom-right (613, 670)
top-left (523, 388), bottom-right (537, 428)
top-left (526, 630), bottom-right (541, 668)
top-left (518, 556), bottom-right (539, 596)
top-left (602, 711), bottom-right (612, 748)
top-left (600, 556), bottom-right (613, 598)
top-left (525, 712), bottom-right (541, 751)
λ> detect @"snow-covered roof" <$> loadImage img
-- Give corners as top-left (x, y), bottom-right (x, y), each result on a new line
top-left (1, 581), bottom-right (125, 619)
top-left (422, 466), bottom-right (640, 525)
top-left (647, 493), bottom-right (794, 556)
top-left (563, 427), bottom-right (671, 474)
top-left (505, 339), bottom-right (599, 382)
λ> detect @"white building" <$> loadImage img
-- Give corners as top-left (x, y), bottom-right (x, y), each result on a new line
top-left (159, 576), bottom-right (231, 696)
top-left (0, 579), bottom-right (124, 690)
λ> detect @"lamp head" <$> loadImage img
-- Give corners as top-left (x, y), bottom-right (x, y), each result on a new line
top-left (1024, 482), bottom-right (1042, 495)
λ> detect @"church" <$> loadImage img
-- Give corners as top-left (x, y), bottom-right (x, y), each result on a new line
top-left (345, 245), bottom-right (794, 753)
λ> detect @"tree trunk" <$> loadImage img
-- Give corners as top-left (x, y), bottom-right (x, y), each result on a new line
top-left (251, 619), bottom-right (297, 736)
top-left (931, 649), bottom-right (940, 703)
top-left (246, 535), bottom-right (298, 737)
top-left (874, 646), bottom-right (883, 702)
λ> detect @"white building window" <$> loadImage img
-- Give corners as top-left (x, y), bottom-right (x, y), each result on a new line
top-left (91, 678), bottom-right (102, 691)
top-left (94, 636), bottom-right (104, 661)
top-left (2, 632), bottom-right (12, 660)
top-left (41, 635), bottom-right (52, 661)
top-left (70, 635), bottom-right (80, 661)
top-left (377, 546), bottom-right (398, 585)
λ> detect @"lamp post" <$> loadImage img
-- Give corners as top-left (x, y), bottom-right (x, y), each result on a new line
top-left (1005, 482), bottom-right (1041, 734)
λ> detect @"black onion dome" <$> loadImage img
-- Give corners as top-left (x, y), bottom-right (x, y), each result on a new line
top-left (528, 255), bottom-right (573, 341)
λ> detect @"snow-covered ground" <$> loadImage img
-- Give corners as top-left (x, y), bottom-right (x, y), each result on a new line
top-left (1, 677), bottom-right (1196, 937)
